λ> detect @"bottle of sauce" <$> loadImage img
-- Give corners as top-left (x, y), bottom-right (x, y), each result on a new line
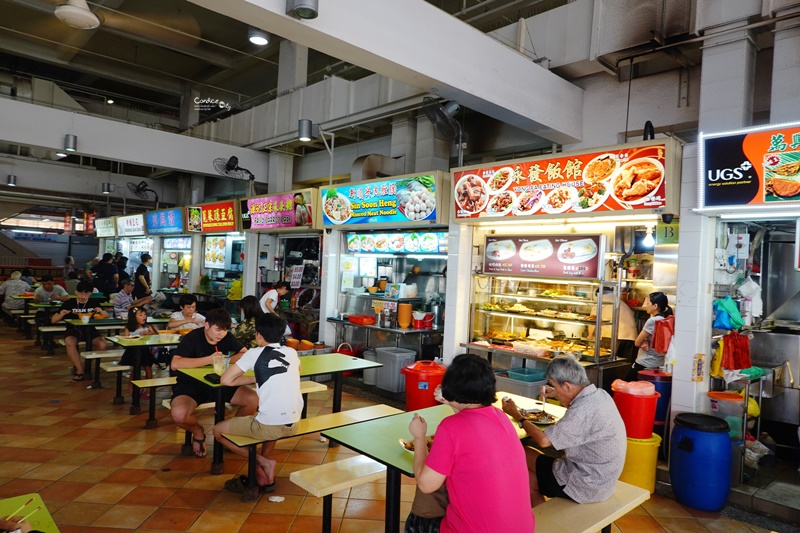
top-left (291, 295), bottom-right (297, 310)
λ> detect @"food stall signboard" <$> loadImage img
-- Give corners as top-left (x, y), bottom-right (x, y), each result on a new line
top-left (290, 265), bottom-right (304, 289)
top-left (187, 201), bottom-right (237, 233)
top-left (345, 232), bottom-right (448, 254)
top-left (483, 235), bottom-right (604, 279)
top-left (146, 208), bottom-right (184, 235)
top-left (163, 237), bottom-right (191, 250)
top-left (116, 214), bottom-right (145, 237)
top-left (699, 122), bottom-right (800, 208)
top-left (241, 190), bottom-right (313, 230)
top-left (321, 175), bottom-right (438, 226)
top-left (95, 217), bottom-right (116, 238)
top-left (453, 143), bottom-right (668, 218)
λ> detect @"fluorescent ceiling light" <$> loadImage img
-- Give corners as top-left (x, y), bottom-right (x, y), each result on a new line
top-left (55, 151), bottom-right (68, 158)
top-left (107, 98), bottom-right (114, 104)
top-left (719, 212), bottom-right (800, 220)
top-left (11, 229), bottom-right (43, 234)
top-left (248, 27), bottom-right (269, 46)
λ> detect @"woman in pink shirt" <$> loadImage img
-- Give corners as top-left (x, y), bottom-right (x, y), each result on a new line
top-left (408, 354), bottom-right (535, 532)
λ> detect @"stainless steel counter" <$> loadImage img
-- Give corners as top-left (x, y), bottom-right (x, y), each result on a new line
top-left (327, 318), bottom-right (443, 359)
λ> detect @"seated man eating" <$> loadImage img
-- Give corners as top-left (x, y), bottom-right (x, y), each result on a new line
top-left (502, 356), bottom-right (626, 506)
top-left (170, 309), bottom-right (258, 458)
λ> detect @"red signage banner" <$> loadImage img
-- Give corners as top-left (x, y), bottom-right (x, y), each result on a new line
top-left (454, 144), bottom-right (668, 219)
top-left (187, 201), bottom-right (237, 233)
top-left (483, 234), bottom-right (605, 279)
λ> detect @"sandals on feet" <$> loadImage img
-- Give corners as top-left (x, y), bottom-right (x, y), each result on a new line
top-left (192, 428), bottom-right (206, 458)
top-left (223, 475), bottom-right (276, 494)
top-left (72, 373), bottom-right (87, 382)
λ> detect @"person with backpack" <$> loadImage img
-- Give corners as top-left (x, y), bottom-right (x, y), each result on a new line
top-left (627, 291), bottom-right (673, 381)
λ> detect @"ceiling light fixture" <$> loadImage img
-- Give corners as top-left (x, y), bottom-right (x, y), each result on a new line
top-left (55, 151), bottom-right (68, 158)
top-left (248, 27), bottom-right (270, 46)
top-left (643, 225), bottom-right (655, 247)
top-left (286, 0), bottom-right (319, 19)
top-left (7, 175), bottom-right (16, 187)
top-left (102, 182), bottom-right (113, 195)
top-left (64, 133), bottom-right (77, 152)
top-left (55, 0), bottom-right (101, 29)
top-left (106, 98), bottom-right (114, 104)
top-left (298, 119), bottom-right (335, 185)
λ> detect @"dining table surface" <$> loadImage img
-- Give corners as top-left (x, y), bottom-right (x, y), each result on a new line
top-left (0, 492), bottom-right (59, 533)
top-left (322, 391), bottom-right (567, 533)
top-left (107, 333), bottom-right (182, 413)
top-left (178, 352), bottom-right (383, 473)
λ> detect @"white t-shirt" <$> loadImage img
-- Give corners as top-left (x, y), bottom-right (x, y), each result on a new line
top-left (34, 284), bottom-right (68, 302)
top-left (169, 311), bottom-right (205, 330)
top-left (600, 294), bottom-right (638, 341)
top-left (236, 343), bottom-right (303, 425)
top-left (259, 289), bottom-right (279, 313)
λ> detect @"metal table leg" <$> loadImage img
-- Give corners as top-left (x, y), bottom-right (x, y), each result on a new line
top-left (210, 387), bottom-right (225, 474)
top-left (384, 466), bottom-right (401, 533)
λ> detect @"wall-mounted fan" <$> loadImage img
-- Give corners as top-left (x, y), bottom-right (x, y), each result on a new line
top-left (127, 181), bottom-right (160, 209)
top-left (422, 96), bottom-right (466, 166)
top-left (213, 156), bottom-right (255, 181)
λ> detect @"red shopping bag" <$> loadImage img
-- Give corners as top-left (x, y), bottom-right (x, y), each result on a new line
top-left (334, 342), bottom-right (357, 375)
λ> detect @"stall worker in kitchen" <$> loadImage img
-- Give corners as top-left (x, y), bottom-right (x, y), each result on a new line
top-left (588, 286), bottom-right (638, 364)
top-left (170, 309), bottom-right (257, 458)
top-left (627, 291), bottom-right (673, 381)
top-left (233, 295), bottom-right (264, 348)
top-left (503, 356), bottom-right (626, 507)
top-left (407, 353), bottom-right (535, 532)
top-left (214, 313), bottom-right (302, 493)
top-left (259, 281), bottom-right (293, 337)
top-left (52, 280), bottom-right (110, 382)
top-left (167, 293), bottom-right (205, 330)
top-left (34, 275), bottom-right (70, 303)
top-left (133, 253), bottom-right (152, 298)
top-left (114, 279), bottom-right (153, 318)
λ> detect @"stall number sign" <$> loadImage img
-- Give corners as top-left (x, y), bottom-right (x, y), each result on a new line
top-left (290, 265), bottom-right (304, 289)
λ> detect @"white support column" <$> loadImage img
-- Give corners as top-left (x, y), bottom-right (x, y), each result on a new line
top-left (318, 230), bottom-right (341, 347)
top-left (770, 6), bottom-right (800, 122)
top-left (415, 115), bottom-right (450, 173)
top-left (442, 224), bottom-right (474, 365)
top-left (268, 151), bottom-right (294, 194)
top-left (188, 235), bottom-right (203, 294)
top-left (391, 114), bottom-right (418, 175)
top-left (242, 232), bottom-right (259, 300)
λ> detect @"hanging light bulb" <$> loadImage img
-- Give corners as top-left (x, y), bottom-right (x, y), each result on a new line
top-left (643, 225), bottom-right (655, 247)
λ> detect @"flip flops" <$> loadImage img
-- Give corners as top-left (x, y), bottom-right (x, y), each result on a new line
top-left (192, 428), bottom-right (206, 458)
top-left (223, 475), bottom-right (276, 494)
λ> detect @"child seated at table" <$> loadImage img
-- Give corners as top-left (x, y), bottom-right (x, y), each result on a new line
top-left (120, 306), bottom-right (158, 397)
top-left (213, 313), bottom-right (303, 493)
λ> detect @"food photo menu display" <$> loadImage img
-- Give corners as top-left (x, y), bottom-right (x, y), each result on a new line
top-left (483, 234), bottom-right (604, 279)
top-left (346, 232), bottom-right (448, 254)
top-left (453, 143), bottom-right (669, 219)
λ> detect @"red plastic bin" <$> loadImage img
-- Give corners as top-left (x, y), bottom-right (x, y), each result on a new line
top-left (401, 361), bottom-right (446, 411)
top-left (614, 390), bottom-right (661, 439)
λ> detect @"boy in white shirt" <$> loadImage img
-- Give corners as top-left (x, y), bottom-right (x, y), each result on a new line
top-left (213, 313), bottom-right (302, 494)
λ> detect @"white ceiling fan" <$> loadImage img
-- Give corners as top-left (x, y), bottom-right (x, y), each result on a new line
top-left (54, 0), bottom-right (100, 29)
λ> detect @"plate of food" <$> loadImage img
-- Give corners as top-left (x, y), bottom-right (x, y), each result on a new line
top-left (347, 234), bottom-right (361, 252)
top-left (420, 233), bottom-right (438, 252)
top-left (520, 408), bottom-right (557, 425)
top-left (487, 167), bottom-right (515, 194)
top-left (374, 234), bottom-right (389, 252)
top-left (557, 238), bottom-right (598, 264)
top-left (513, 190), bottom-right (545, 216)
top-left (323, 191), bottom-right (352, 224)
top-left (519, 239), bottom-right (553, 261)
top-left (486, 239), bottom-right (517, 260)
top-left (360, 234), bottom-right (375, 252)
top-left (455, 174), bottom-right (489, 214)
top-left (119, 335), bottom-right (141, 340)
top-left (541, 187), bottom-right (577, 214)
top-left (611, 157), bottom-right (664, 205)
top-left (218, 238), bottom-right (226, 249)
top-left (486, 191), bottom-right (516, 216)
top-left (389, 234), bottom-right (405, 252)
top-left (405, 234), bottom-right (420, 253)
top-left (582, 153), bottom-right (619, 185)
top-left (573, 182), bottom-right (610, 212)
top-left (399, 436), bottom-right (434, 453)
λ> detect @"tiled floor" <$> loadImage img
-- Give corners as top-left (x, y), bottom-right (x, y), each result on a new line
top-left (0, 323), bottom-right (789, 532)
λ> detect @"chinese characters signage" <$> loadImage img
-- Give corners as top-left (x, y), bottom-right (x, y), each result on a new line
top-left (116, 214), bottom-right (145, 237)
top-left (454, 143), bottom-right (669, 219)
top-left (95, 217), bottom-right (116, 238)
top-left (187, 201), bottom-right (237, 233)
top-left (700, 122), bottom-right (800, 208)
top-left (483, 235), bottom-right (604, 279)
top-left (163, 237), bottom-right (191, 250)
top-left (240, 190), bottom-right (313, 230)
top-left (146, 208), bottom-right (184, 235)
top-left (321, 175), bottom-right (438, 226)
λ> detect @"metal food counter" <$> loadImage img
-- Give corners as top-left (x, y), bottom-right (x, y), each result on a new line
top-left (327, 318), bottom-right (443, 360)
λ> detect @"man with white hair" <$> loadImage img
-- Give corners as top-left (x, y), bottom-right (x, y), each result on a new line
top-left (0, 271), bottom-right (30, 315)
top-left (503, 356), bottom-right (626, 507)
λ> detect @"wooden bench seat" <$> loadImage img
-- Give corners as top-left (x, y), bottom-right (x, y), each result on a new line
top-left (99, 361), bottom-right (132, 403)
top-left (223, 404), bottom-right (402, 502)
top-left (534, 480), bottom-right (650, 533)
top-left (80, 349), bottom-right (126, 391)
top-left (290, 455), bottom-right (386, 533)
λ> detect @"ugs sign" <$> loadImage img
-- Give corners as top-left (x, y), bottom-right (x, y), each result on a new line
top-left (702, 135), bottom-right (759, 206)
top-left (706, 160), bottom-right (753, 182)
top-left (194, 97), bottom-right (231, 112)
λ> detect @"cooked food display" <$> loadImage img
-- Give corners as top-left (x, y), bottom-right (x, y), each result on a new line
top-left (420, 233), bottom-right (438, 252)
top-left (515, 190), bottom-right (544, 214)
top-left (504, 303), bottom-right (531, 313)
top-left (482, 302), bottom-right (503, 311)
top-left (540, 289), bottom-right (561, 297)
top-left (323, 193), bottom-right (352, 223)
top-left (401, 436), bottom-right (434, 453)
top-left (486, 191), bottom-right (515, 215)
top-left (583, 154), bottom-right (617, 184)
top-left (455, 174), bottom-right (489, 213)
top-left (537, 309), bottom-right (558, 317)
top-left (576, 183), bottom-right (607, 210)
top-left (488, 167), bottom-right (514, 192)
top-left (613, 159), bottom-right (663, 202)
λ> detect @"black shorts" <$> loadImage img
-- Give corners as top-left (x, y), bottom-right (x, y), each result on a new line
top-left (172, 381), bottom-right (239, 406)
top-left (536, 455), bottom-right (574, 501)
top-left (64, 326), bottom-right (102, 343)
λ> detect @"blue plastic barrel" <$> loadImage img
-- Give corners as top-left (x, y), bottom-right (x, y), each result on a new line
top-left (669, 413), bottom-right (731, 511)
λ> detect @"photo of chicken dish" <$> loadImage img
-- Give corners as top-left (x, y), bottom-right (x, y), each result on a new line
top-left (455, 174), bottom-right (489, 213)
top-left (488, 167), bottom-right (514, 193)
top-left (542, 187), bottom-right (576, 213)
top-left (486, 191), bottom-right (515, 215)
top-left (612, 158), bottom-right (664, 204)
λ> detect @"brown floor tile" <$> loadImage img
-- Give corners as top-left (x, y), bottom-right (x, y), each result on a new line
top-left (344, 498), bottom-right (387, 520)
top-left (239, 512), bottom-right (294, 533)
top-left (81, 527), bottom-right (135, 533)
top-left (123, 454), bottom-right (173, 470)
top-left (252, 494), bottom-right (305, 515)
top-left (641, 494), bottom-right (693, 517)
top-left (0, 477), bottom-right (51, 497)
top-left (615, 514), bottom-right (667, 533)
top-left (699, 517), bottom-right (755, 533)
top-left (119, 486), bottom-right (176, 506)
top-left (297, 496), bottom-right (347, 518)
top-left (163, 488), bottom-right (219, 509)
top-left (52, 501), bottom-right (113, 526)
top-left (206, 490), bottom-right (259, 513)
top-left (140, 507), bottom-right (203, 531)
top-left (0, 461), bottom-right (40, 477)
top-left (88, 453), bottom-right (138, 468)
top-left (76, 439), bottom-right (126, 453)
top-left (140, 469), bottom-right (191, 489)
top-left (91, 503), bottom-right (157, 528)
top-left (102, 468), bottom-right (155, 485)
top-left (288, 515), bottom-right (331, 532)
top-left (61, 465), bottom-right (119, 484)
top-left (339, 518), bottom-right (388, 533)
top-left (47, 449), bottom-right (100, 466)
top-left (350, 481), bottom-right (387, 501)
top-left (186, 509), bottom-right (248, 532)
top-left (285, 450), bottom-right (326, 465)
top-left (75, 483), bottom-right (136, 504)
top-left (39, 480), bottom-right (93, 501)
top-left (654, 516), bottom-right (713, 532)
top-left (19, 462), bottom-right (79, 480)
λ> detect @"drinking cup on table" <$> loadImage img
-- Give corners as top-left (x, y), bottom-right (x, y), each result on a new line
top-left (212, 354), bottom-right (224, 375)
top-left (80, 315), bottom-right (90, 323)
